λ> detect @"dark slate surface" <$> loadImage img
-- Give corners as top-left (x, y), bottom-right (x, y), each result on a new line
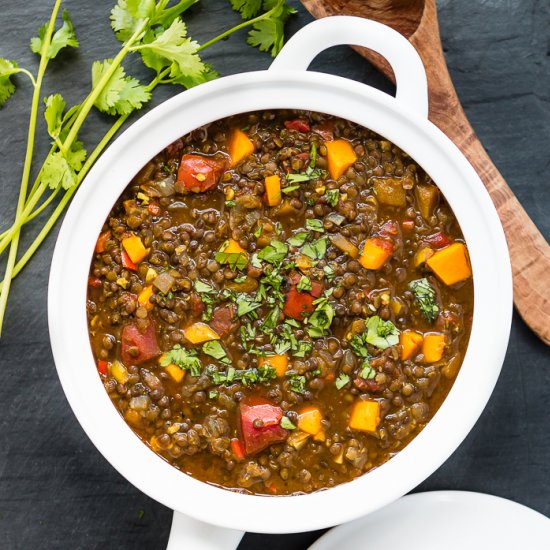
top-left (0, 0), bottom-right (549, 548)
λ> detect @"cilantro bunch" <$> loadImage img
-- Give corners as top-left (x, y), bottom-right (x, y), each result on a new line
top-left (0, 0), bottom-right (295, 336)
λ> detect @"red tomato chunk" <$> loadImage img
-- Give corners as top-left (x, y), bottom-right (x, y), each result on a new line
top-left (121, 319), bottom-right (161, 366)
top-left (239, 399), bottom-right (288, 456)
top-left (176, 154), bottom-right (225, 193)
top-left (284, 119), bottom-right (310, 133)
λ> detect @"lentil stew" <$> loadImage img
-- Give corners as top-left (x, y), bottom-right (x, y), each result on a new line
top-left (87, 110), bottom-right (473, 495)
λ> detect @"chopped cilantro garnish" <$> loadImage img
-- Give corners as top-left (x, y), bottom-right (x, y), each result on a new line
top-left (286, 372), bottom-right (307, 394)
top-left (307, 293), bottom-right (335, 338)
top-left (253, 224), bottom-right (263, 238)
top-left (282, 184), bottom-right (301, 194)
top-left (323, 265), bottom-right (336, 281)
top-left (293, 340), bottom-right (313, 358)
top-left (237, 294), bottom-right (261, 318)
top-left (286, 144), bottom-right (326, 184)
top-left (194, 280), bottom-right (216, 321)
top-left (233, 275), bottom-right (247, 284)
top-left (360, 362), bottom-right (376, 379)
top-left (296, 275), bottom-right (312, 292)
top-left (194, 280), bottom-right (214, 294)
top-left (206, 364), bottom-right (276, 387)
top-left (365, 315), bottom-right (400, 349)
top-left (325, 189), bottom-right (340, 207)
top-left (208, 390), bottom-right (219, 399)
top-left (262, 305), bottom-right (280, 331)
top-left (280, 416), bottom-right (296, 430)
top-left (326, 212), bottom-right (345, 226)
top-left (301, 237), bottom-right (327, 260)
top-left (409, 278), bottom-right (439, 323)
top-left (215, 250), bottom-right (248, 271)
top-left (258, 240), bottom-right (288, 266)
top-left (287, 232), bottom-right (308, 247)
top-left (250, 252), bottom-right (262, 269)
top-left (335, 373), bottom-right (350, 390)
top-left (225, 200), bottom-right (236, 207)
top-left (202, 341), bottom-right (231, 365)
top-left (306, 219), bottom-right (324, 233)
top-left (160, 345), bottom-right (201, 376)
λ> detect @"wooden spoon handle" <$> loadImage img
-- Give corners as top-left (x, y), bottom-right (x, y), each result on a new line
top-left (349, 0), bottom-right (550, 345)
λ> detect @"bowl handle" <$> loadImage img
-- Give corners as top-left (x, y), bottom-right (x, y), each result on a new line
top-left (167, 511), bottom-right (244, 550)
top-left (270, 16), bottom-right (428, 118)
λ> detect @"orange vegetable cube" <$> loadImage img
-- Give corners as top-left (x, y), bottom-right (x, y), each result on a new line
top-left (220, 238), bottom-right (247, 256)
top-left (359, 237), bottom-right (393, 270)
top-left (297, 406), bottom-right (323, 436)
top-left (349, 399), bottom-right (381, 433)
top-left (122, 234), bottom-right (148, 264)
top-left (414, 246), bottom-right (435, 267)
top-left (264, 174), bottom-right (282, 206)
top-left (325, 139), bottom-right (357, 179)
top-left (258, 354), bottom-right (288, 377)
top-left (400, 330), bottom-right (424, 360)
top-left (137, 285), bottom-right (154, 310)
top-left (165, 363), bottom-right (185, 383)
top-left (426, 242), bottom-right (472, 286)
top-left (295, 254), bottom-right (313, 272)
top-left (422, 332), bottom-right (446, 363)
top-left (183, 322), bottom-right (220, 344)
top-left (313, 429), bottom-right (326, 442)
top-left (229, 128), bottom-right (255, 167)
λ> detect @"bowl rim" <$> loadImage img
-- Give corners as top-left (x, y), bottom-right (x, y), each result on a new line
top-left (48, 69), bottom-right (512, 534)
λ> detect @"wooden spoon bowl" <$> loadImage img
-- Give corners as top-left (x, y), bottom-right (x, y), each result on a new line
top-left (302, 0), bottom-right (550, 346)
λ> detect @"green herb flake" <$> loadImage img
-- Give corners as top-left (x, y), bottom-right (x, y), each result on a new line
top-left (307, 293), bottom-right (335, 338)
top-left (325, 188), bottom-right (340, 207)
top-left (257, 239), bottom-right (288, 266)
top-left (237, 294), bottom-right (261, 317)
top-left (286, 372), bottom-right (307, 394)
top-left (296, 275), bottom-right (312, 292)
top-left (280, 416), bottom-right (297, 430)
top-left (225, 200), bottom-right (236, 207)
top-left (282, 184), bottom-right (301, 195)
top-left (215, 242), bottom-right (248, 271)
top-left (287, 232), bottom-right (308, 247)
top-left (160, 345), bottom-right (201, 376)
top-left (301, 237), bottom-right (328, 260)
top-left (208, 390), bottom-right (219, 399)
top-left (326, 212), bottom-right (345, 226)
top-left (409, 278), bottom-right (439, 323)
top-left (323, 265), bottom-right (336, 281)
top-left (365, 315), bottom-right (400, 349)
top-left (202, 340), bottom-right (231, 365)
top-left (360, 362), bottom-right (376, 380)
top-left (335, 373), bottom-right (350, 390)
top-left (306, 218), bottom-right (324, 233)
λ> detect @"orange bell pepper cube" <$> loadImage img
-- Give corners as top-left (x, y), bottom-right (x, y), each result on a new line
top-left (183, 322), bottom-right (220, 344)
top-left (422, 332), bottom-right (446, 363)
top-left (325, 139), bottom-right (357, 180)
top-left (122, 234), bottom-right (148, 264)
top-left (137, 285), bottom-right (154, 310)
top-left (297, 406), bottom-right (323, 436)
top-left (258, 354), bottom-right (288, 377)
top-left (220, 238), bottom-right (247, 255)
top-left (264, 174), bottom-right (282, 206)
top-left (426, 242), bottom-right (472, 286)
top-left (359, 237), bottom-right (394, 270)
top-left (349, 399), bottom-right (381, 434)
top-left (400, 330), bottom-right (424, 360)
top-left (229, 128), bottom-right (255, 167)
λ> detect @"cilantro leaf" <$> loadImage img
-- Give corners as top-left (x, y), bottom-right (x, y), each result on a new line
top-left (202, 340), bottom-right (231, 365)
top-left (301, 237), bottom-right (327, 260)
top-left (306, 219), bottom-right (324, 233)
top-left (230, 0), bottom-right (263, 19)
top-left (194, 280), bottom-right (214, 294)
top-left (136, 18), bottom-right (205, 80)
top-left (172, 63), bottom-right (219, 89)
top-left (161, 344), bottom-right (202, 376)
top-left (92, 60), bottom-right (151, 116)
top-left (360, 362), bottom-right (376, 380)
top-left (30, 10), bottom-right (79, 60)
top-left (258, 239), bottom-right (288, 266)
top-left (43, 94), bottom-right (66, 139)
top-left (365, 315), bottom-right (400, 349)
top-left (110, 0), bottom-right (156, 42)
top-left (296, 275), bottom-right (312, 292)
top-left (0, 59), bottom-right (19, 107)
top-left (325, 189), bottom-right (340, 207)
top-left (307, 294), bottom-right (334, 338)
top-left (409, 278), bottom-right (439, 323)
top-left (286, 372), bottom-right (307, 394)
top-left (280, 416), bottom-right (296, 430)
top-left (41, 141), bottom-right (87, 190)
top-left (207, 364), bottom-right (276, 386)
top-left (335, 373), bottom-right (350, 390)
top-left (237, 294), bottom-right (261, 317)
top-left (323, 265), bottom-right (335, 281)
top-left (287, 232), bottom-right (308, 247)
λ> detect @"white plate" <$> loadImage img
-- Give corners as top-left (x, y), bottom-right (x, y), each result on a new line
top-left (309, 491), bottom-right (550, 550)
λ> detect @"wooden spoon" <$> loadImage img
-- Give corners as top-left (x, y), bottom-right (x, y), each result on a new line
top-left (301, 0), bottom-right (550, 346)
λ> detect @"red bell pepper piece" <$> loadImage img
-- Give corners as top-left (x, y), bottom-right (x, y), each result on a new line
top-left (121, 318), bottom-right (161, 366)
top-left (176, 154), bottom-right (225, 193)
top-left (378, 220), bottom-right (399, 238)
top-left (121, 248), bottom-right (137, 271)
top-left (284, 119), bottom-right (310, 133)
top-left (88, 277), bottom-right (103, 288)
top-left (230, 438), bottom-right (246, 461)
top-left (283, 273), bottom-right (323, 320)
top-left (401, 220), bottom-right (415, 232)
top-left (423, 231), bottom-right (451, 249)
top-left (97, 360), bottom-right (109, 376)
top-left (95, 230), bottom-right (110, 253)
top-left (239, 398), bottom-right (288, 456)
top-left (148, 203), bottom-right (161, 216)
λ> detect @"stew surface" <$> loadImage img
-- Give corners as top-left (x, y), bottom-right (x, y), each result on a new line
top-left (87, 110), bottom-right (473, 495)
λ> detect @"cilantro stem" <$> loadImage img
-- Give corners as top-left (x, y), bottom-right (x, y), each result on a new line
top-left (13, 67), bottom-right (37, 87)
top-left (0, 0), bottom-right (62, 335)
top-left (197, 6), bottom-right (278, 52)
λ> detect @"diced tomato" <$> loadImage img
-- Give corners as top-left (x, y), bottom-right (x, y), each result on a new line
top-left (378, 220), bottom-right (399, 238)
top-left (209, 304), bottom-right (237, 337)
top-left (121, 318), bottom-right (161, 366)
top-left (148, 203), bottom-right (161, 216)
top-left (121, 248), bottom-right (137, 271)
top-left (88, 277), bottom-right (102, 288)
top-left (353, 377), bottom-right (381, 392)
top-left (284, 119), bottom-right (310, 133)
top-left (95, 230), bottom-right (110, 254)
top-left (239, 398), bottom-right (288, 456)
top-left (283, 274), bottom-right (323, 320)
top-left (230, 438), bottom-right (245, 461)
top-left (189, 292), bottom-right (205, 318)
top-left (97, 360), bottom-right (109, 376)
top-left (370, 236), bottom-right (395, 255)
top-left (423, 231), bottom-right (450, 249)
top-left (176, 154), bottom-right (226, 193)
top-left (402, 220), bottom-right (415, 232)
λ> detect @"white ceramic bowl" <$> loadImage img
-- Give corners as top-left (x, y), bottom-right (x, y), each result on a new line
top-left (48, 16), bottom-right (512, 549)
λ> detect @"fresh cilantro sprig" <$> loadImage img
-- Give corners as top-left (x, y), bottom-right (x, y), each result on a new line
top-left (161, 345), bottom-right (202, 376)
top-left (0, 0), bottom-right (296, 336)
top-left (409, 278), bottom-right (439, 323)
top-left (287, 143), bottom-right (327, 184)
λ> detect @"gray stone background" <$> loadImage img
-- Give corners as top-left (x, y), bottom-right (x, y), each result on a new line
top-left (0, 0), bottom-right (549, 548)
